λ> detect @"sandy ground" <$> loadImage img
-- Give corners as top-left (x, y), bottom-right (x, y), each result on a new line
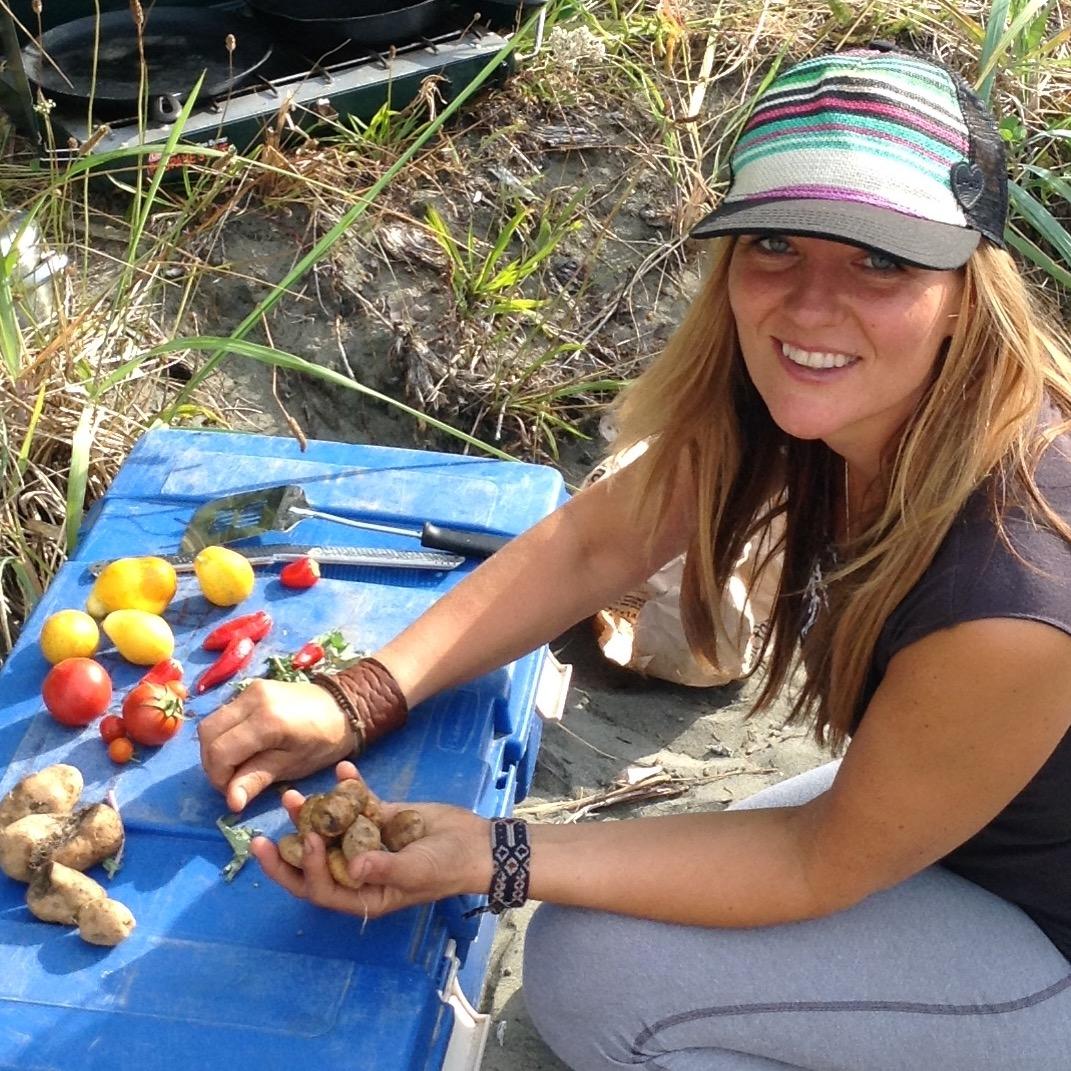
top-left (478, 622), bottom-right (831, 1071)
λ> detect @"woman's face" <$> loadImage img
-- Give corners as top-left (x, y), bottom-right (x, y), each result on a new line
top-left (728, 234), bottom-right (965, 473)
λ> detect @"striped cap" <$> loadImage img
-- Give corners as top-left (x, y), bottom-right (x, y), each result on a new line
top-left (692, 47), bottom-right (1008, 269)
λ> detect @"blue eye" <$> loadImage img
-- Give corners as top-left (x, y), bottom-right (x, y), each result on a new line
top-left (863, 250), bottom-right (904, 272)
top-left (754, 235), bottom-right (792, 254)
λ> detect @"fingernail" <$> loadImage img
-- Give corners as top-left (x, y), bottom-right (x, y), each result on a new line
top-left (233, 787), bottom-right (247, 810)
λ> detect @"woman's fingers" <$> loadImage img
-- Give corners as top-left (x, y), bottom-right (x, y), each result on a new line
top-left (223, 752), bottom-right (301, 813)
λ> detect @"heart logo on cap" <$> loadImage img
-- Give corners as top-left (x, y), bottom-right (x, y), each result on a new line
top-left (951, 161), bottom-right (986, 209)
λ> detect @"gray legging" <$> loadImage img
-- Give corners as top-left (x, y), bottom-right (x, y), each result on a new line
top-left (522, 761), bottom-right (1071, 1070)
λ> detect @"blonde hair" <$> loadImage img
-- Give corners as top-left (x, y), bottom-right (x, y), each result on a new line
top-left (612, 238), bottom-right (1071, 750)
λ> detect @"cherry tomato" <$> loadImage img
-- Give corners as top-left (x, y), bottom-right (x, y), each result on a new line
top-left (42, 657), bottom-right (113, 727)
top-left (279, 557), bottom-right (320, 589)
top-left (291, 641), bottom-right (325, 671)
top-left (99, 714), bottom-right (127, 744)
top-left (122, 681), bottom-right (185, 746)
top-left (108, 737), bottom-right (135, 764)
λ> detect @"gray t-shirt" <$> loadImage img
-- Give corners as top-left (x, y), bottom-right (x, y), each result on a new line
top-left (863, 430), bottom-right (1071, 962)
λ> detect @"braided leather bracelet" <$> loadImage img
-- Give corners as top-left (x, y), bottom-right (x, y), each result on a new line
top-left (464, 818), bottom-right (531, 917)
top-left (310, 657), bottom-right (408, 757)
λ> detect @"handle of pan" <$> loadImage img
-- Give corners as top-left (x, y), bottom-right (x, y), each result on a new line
top-left (420, 523), bottom-right (510, 557)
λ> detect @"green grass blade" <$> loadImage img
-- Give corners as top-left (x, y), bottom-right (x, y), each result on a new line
top-left (976, 0), bottom-right (1052, 101)
top-left (1005, 227), bottom-right (1071, 288)
top-left (977, 0), bottom-right (1011, 103)
top-left (145, 336), bottom-right (517, 461)
top-left (64, 404), bottom-right (94, 555)
top-left (1020, 164), bottom-right (1071, 202)
top-left (1007, 179), bottom-right (1071, 267)
top-left (16, 380), bottom-right (46, 476)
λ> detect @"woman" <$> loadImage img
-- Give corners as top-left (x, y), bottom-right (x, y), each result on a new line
top-left (197, 46), bottom-right (1071, 1068)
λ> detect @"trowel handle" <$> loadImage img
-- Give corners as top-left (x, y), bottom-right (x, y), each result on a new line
top-left (421, 523), bottom-right (510, 558)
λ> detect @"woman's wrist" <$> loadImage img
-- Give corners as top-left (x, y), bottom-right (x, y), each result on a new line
top-left (310, 657), bottom-right (409, 755)
top-left (465, 816), bottom-right (532, 916)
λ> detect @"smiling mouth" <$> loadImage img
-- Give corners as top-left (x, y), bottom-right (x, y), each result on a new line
top-left (780, 340), bottom-right (860, 370)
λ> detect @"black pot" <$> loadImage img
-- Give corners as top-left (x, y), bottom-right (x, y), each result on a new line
top-left (246, 0), bottom-right (446, 53)
top-left (22, 8), bottom-right (275, 123)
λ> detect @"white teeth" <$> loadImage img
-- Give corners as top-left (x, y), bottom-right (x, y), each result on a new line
top-left (782, 342), bottom-right (857, 369)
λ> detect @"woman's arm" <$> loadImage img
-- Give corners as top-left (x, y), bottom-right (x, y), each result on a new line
top-left (257, 617), bottom-right (1071, 926)
top-left (374, 455), bottom-right (697, 706)
top-left (199, 454), bottom-right (696, 810)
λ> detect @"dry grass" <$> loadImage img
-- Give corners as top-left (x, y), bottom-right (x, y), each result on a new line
top-left (0, 0), bottom-right (1068, 655)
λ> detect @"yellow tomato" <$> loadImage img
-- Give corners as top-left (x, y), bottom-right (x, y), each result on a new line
top-left (194, 546), bottom-right (255, 607)
top-left (87, 556), bottom-right (178, 618)
top-left (102, 609), bottom-right (175, 666)
top-left (39, 609), bottom-right (100, 664)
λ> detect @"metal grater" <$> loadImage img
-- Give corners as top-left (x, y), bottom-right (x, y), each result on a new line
top-left (86, 543), bottom-right (465, 576)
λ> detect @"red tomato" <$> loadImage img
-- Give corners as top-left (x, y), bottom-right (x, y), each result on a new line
top-left (99, 714), bottom-right (127, 744)
top-left (42, 658), bottom-right (113, 727)
top-left (166, 680), bottom-right (188, 701)
top-left (108, 737), bottom-right (135, 764)
top-left (122, 681), bottom-right (185, 746)
top-left (279, 557), bottom-right (320, 589)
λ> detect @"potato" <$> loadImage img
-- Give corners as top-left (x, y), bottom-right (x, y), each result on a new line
top-left (362, 795), bottom-right (385, 828)
top-left (326, 847), bottom-right (363, 890)
top-left (341, 814), bottom-right (381, 860)
top-left (333, 776), bottom-right (371, 815)
top-left (277, 832), bottom-right (305, 869)
top-left (0, 813), bottom-right (67, 882)
top-left (381, 810), bottom-right (426, 853)
top-left (299, 790), bottom-right (360, 841)
top-left (27, 861), bottom-right (106, 924)
top-left (77, 898), bottom-right (136, 946)
top-left (0, 764), bottom-right (83, 829)
top-left (50, 804), bottom-right (124, 873)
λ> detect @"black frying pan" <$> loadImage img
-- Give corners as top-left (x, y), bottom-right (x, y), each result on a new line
top-left (246, 0), bottom-right (445, 53)
top-left (22, 8), bottom-right (275, 123)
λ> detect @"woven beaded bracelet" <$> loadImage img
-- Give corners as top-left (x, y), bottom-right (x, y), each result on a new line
top-left (464, 818), bottom-right (531, 917)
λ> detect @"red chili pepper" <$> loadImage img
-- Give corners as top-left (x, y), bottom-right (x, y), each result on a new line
top-left (140, 657), bottom-right (184, 686)
top-left (202, 610), bottom-right (273, 651)
top-left (195, 636), bottom-right (256, 694)
top-left (291, 641), bottom-right (325, 671)
top-left (279, 557), bottom-right (320, 589)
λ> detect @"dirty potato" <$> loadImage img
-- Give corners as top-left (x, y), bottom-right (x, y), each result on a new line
top-left (0, 813), bottom-right (67, 882)
top-left (326, 847), bottom-right (363, 890)
top-left (0, 764), bottom-right (83, 829)
top-left (362, 795), bottom-right (385, 828)
top-left (50, 803), bottom-right (123, 872)
top-left (77, 898), bottom-right (136, 946)
top-left (27, 861), bottom-right (106, 924)
top-left (341, 814), bottom-right (382, 860)
top-left (299, 790), bottom-right (361, 840)
top-left (333, 776), bottom-right (371, 815)
top-left (277, 832), bottom-right (305, 869)
top-left (381, 810), bottom-right (426, 853)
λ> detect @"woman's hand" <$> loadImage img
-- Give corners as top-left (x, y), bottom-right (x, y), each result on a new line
top-left (198, 679), bottom-right (354, 812)
top-left (250, 763), bottom-right (492, 919)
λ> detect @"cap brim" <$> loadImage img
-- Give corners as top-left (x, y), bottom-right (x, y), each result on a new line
top-left (691, 199), bottom-right (980, 270)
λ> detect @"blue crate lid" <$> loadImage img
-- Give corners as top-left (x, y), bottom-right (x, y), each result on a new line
top-left (0, 428), bottom-right (569, 1071)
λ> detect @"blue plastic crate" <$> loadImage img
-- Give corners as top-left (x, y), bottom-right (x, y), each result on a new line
top-left (0, 428), bottom-right (568, 1071)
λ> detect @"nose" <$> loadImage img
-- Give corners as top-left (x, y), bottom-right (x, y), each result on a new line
top-left (781, 263), bottom-right (844, 328)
